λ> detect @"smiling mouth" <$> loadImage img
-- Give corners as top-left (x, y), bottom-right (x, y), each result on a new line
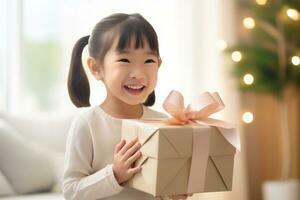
top-left (123, 85), bottom-right (146, 95)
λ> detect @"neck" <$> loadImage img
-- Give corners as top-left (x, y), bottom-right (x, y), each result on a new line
top-left (100, 98), bottom-right (143, 119)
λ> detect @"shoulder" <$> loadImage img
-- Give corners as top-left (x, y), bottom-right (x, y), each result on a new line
top-left (143, 106), bottom-right (169, 119)
top-left (70, 106), bottom-right (103, 126)
top-left (67, 106), bottom-right (101, 139)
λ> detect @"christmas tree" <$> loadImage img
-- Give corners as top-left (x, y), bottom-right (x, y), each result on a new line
top-left (226, 0), bottom-right (300, 97)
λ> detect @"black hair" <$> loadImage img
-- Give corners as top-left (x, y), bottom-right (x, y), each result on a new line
top-left (68, 13), bottom-right (160, 107)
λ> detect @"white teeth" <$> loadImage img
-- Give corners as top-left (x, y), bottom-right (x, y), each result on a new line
top-left (125, 85), bottom-right (144, 89)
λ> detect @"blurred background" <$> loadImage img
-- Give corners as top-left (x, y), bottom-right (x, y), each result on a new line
top-left (0, 0), bottom-right (299, 200)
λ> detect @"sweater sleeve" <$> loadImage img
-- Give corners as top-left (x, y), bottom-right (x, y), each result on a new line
top-left (62, 116), bottom-right (125, 200)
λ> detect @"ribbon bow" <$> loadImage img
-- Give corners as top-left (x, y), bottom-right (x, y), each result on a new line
top-left (162, 90), bottom-right (240, 151)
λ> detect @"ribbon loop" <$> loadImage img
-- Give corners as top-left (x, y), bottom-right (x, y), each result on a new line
top-left (163, 90), bottom-right (188, 122)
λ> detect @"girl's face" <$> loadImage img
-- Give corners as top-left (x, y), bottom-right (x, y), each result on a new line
top-left (90, 36), bottom-right (161, 106)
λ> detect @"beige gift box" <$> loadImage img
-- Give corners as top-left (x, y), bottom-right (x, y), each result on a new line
top-left (121, 119), bottom-right (237, 197)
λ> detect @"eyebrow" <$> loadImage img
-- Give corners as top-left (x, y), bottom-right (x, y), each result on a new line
top-left (117, 49), bottom-right (158, 56)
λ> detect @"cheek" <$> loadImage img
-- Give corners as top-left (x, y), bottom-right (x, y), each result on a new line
top-left (147, 69), bottom-right (158, 87)
top-left (106, 67), bottom-right (125, 83)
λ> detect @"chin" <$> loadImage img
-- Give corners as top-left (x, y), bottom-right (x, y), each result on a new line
top-left (125, 98), bottom-right (147, 106)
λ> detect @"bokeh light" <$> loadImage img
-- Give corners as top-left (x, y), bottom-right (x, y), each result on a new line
top-left (231, 51), bottom-right (242, 62)
top-left (242, 112), bottom-right (254, 124)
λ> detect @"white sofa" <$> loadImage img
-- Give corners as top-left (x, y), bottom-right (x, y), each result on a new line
top-left (0, 108), bottom-right (87, 200)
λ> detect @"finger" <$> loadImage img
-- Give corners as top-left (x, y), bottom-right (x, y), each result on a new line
top-left (186, 193), bottom-right (193, 196)
top-left (123, 142), bottom-right (141, 160)
top-left (119, 136), bottom-right (139, 155)
top-left (119, 137), bottom-right (138, 155)
top-left (125, 150), bottom-right (141, 166)
top-left (115, 139), bottom-right (126, 152)
top-left (128, 164), bottom-right (142, 175)
top-left (114, 139), bottom-right (126, 154)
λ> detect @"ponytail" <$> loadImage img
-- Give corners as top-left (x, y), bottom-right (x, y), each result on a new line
top-left (143, 90), bottom-right (155, 106)
top-left (68, 36), bottom-right (91, 107)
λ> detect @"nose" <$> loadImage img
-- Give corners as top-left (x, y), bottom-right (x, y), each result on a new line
top-left (129, 66), bottom-right (145, 80)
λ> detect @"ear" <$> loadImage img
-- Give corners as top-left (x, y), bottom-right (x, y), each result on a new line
top-left (87, 56), bottom-right (103, 80)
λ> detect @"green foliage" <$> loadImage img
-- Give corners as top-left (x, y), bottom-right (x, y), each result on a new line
top-left (227, 0), bottom-right (300, 95)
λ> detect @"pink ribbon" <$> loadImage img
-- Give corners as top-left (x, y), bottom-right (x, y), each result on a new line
top-left (161, 90), bottom-right (240, 150)
top-left (161, 90), bottom-right (240, 193)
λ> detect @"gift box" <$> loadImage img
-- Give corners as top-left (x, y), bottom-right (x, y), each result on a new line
top-left (121, 120), bottom-right (236, 196)
top-left (121, 90), bottom-right (240, 197)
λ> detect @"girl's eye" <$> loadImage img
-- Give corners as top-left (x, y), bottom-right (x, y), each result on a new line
top-left (145, 59), bottom-right (155, 63)
top-left (118, 58), bottom-right (130, 63)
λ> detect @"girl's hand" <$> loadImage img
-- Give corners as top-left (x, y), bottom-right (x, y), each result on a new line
top-left (168, 193), bottom-right (194, 200)
top-left (112, 136), bottom-right (142, 185)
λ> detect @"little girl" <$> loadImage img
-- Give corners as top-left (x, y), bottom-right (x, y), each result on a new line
top-left (63, 13), bottom-right (193, 200)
